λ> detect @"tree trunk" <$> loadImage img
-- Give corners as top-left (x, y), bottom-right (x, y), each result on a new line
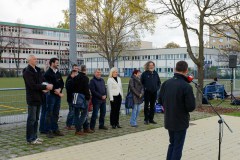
top-left (108, 60), bottom-right (115, 69)
top-left (196, 65), bottom-right (204, 107)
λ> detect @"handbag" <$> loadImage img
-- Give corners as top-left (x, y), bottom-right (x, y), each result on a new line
top-left (125, 81), bottom-right (134, 109)
top-left (72, 93), bottom-right (87, 109)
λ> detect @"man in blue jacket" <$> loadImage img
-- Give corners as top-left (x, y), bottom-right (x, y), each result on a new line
top-left (159, 61), bottom-right (195, 160)
top-left (89, 69), bottom-right (108, 131)
top-left (141, 61), bottom-right (161, 125)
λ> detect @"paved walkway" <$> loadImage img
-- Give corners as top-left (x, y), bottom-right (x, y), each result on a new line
top-left (12, 116), bottom-right (240, 160)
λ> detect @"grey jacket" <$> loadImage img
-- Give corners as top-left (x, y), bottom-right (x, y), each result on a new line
top-left (129, 75), bottom-right (144, 104)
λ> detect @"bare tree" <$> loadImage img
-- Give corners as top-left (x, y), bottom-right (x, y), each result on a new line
top-left (58, 0), bottom-right (156, 68)
top-left (147, 0), bottom-right (239, 106)
top-left (8, 22), bottom-right (29, 77)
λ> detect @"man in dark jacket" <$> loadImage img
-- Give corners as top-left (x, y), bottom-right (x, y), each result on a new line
top-left (44, 57), bottom-right (64, 138)
top-left (89, 69), bottom-right (108, 131)
top-left (72, 65), bottom-right (93, 135)
top-left (159, 61), bottom-right (195, 160)
top-left (23, 55), bottom-right (53, 144)
top-left (65, 64), bottom-right (79, 130)
top-left (141, 61), bottom-right (161, 124)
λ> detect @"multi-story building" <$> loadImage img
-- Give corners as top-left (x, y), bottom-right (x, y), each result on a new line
top-left (0, 21), bottom-right (97, 75)
top-left (209, 24), bottom-right (239, 49)
top-left (84, 47), bottom-right (221, 77)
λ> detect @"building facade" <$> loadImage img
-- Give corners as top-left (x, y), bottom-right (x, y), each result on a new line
top-left (83, 47), bottom-right (221, 77)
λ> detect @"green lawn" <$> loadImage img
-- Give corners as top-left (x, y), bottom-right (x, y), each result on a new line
top-left (225, 112), bottom-right (240, 117)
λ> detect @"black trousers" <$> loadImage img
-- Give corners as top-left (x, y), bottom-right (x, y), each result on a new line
top-left (110, 95), bottom-right (122, 126)
top-left (144, 91), bottom-right (157, 122)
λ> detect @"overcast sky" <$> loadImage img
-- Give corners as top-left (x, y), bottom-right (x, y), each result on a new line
top-left (0, 0), bottom-right (200, 48)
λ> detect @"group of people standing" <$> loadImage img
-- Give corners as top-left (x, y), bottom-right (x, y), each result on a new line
top-left (23, 55), bottom-right (196, 160)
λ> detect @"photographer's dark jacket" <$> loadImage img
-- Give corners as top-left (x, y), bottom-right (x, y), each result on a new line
top-left (44, 67), bottom-right (64, 95)
top-left (159, 73), bottom-right (195, 131)
top-left (23, 65), bottom-right (46, 106)
top-left (141, 70), bottom-right (161, 93)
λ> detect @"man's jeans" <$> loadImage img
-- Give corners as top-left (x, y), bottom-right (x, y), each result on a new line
top-left (45, 93), bottom-right (61, 132)
top-left (167, 129), bottom-right (187, 160)
top-left (90, 101), bottom-right (106, 129)
top-left (130, 104), bottom-right (141, 126)
top-left (66, 103), bottom-right (75, 127)
top-left (26, 105), bottom-right (41, 142)
top-left (39, 93), bottom-right (47, 133)
top-left (74, 102), bottom-right (88, 132)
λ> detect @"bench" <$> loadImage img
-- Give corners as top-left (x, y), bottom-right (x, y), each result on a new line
top-left (203, 84), bottom-right (225, 100)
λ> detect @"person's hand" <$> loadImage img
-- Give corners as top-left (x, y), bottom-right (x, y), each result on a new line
top-left (102, 95), bottom-right (106, 100)
top-left (46, 84), bottom-right (53, 90)
top-left (42, 90), bottom-right (48, 93)
top-left (139, 94), bottom-right (142, 98)
top-left (54, 88), bottom-right (61, 95)
top-left (58, 93), bottom-right (64, 97)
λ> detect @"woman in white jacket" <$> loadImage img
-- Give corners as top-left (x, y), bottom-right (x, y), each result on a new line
top-left (107, 67), bottom-right (123, 129)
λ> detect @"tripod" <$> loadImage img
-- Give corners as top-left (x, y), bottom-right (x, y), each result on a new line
top-left (193, 82), bottom-right (233, 160)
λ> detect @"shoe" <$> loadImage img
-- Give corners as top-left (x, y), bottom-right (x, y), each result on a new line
top-left (46, 132), bottom-right (54, 138)
top-left (131, 125), bottom-right (138, 127)
top-left (36, 138), bottom-right (44, 142)
top-left (53, 130), bottom-right (64, 136)
top-left (112, 125), bottom-right (116, 129)
top-left (149, 120), bottom-right (157, 124)
top-left (65, 126), bottom-right (75, 130)
top-left (40, 131), bottom-right (47, 134)
top-left (116, 124), bottom-right (122, 128)
top-left (84, 128), bottom-right (94, 133)
top-left (144, 121), bottom-right (149, 125)
top-left (75, 131), bottom-right (86, 136)
top-left (28, 139), bottom-right (42, 145)
top-left (99, 126), bottom-right (108, 130)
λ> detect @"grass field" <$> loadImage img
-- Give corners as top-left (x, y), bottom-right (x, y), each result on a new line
top-left (0, 76), bottom-right (239, 116)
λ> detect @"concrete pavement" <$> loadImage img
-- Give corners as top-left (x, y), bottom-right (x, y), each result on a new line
top-left (12, 116), bottom-right (240, 160)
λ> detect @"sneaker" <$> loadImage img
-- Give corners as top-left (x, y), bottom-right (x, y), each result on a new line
top-left (47, 132), bottom-right (54, 138)
top-left (53, 130), bottom-right (64, 136)
top-left (75, 131), bottom-right (86, 136)
top-left (36, 138), bottom-right (44, 142)
top-left (28, 139), bottom-right (42, 145)
top-left (99, 126), bottom-right (108, 130)
top-left (84, 128), bottom-right (94, 133)
top-left (149, 120), bottom-right (157, 124)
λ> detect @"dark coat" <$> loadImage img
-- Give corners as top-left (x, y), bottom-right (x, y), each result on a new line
top-left (159, 73), bottom-right (196, 131)
top-left (23, 65), bottom-right (46, 106)
top-left (89, 76), bottom-right (107, 105)
top-left (129, 75), bottom-right (144, 104)
top-left (72, 72), bottom-right (90, 100)
top-left (141, 70), bottom-right (161, 93)
top-left (44, 67), bottom-right (64, 95)
top-left (65, 74), bottom-right (74, 103)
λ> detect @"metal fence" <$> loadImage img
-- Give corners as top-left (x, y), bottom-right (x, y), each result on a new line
top-left (0, 80), bottom-right (240, 124)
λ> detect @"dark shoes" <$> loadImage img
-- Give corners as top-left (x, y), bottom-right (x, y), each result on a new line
top-left (99, 126), bottom-right (108, 130)
top-left (116, 124), bottom-right (122, 128)
top-left (149, 120), bottom-right (157, 124)
top-left (65, 126), bottom-right (75, 130)
top-left (112, 125), bottom-right (116, 129)
top-left (46, 131), bottom-right (54, 138)
top-left (53, 130), bottom-right (65, 136)
top-left (144, 121), bottom-right (149, 125)
top-left (75, 131), bottom-right (86, 136)
top-left (84, 128), bottom-right (95, 133)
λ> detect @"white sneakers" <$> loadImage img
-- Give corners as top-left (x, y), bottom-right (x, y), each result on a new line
top-left (28, 138), bottom-right (44, 145)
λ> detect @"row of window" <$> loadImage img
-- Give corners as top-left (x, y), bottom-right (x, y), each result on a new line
top-left (85, 54), bottom-right (189, 62)
top-left (3, 48), bottom-right (83, 57)
top-left (0, 25), bottom-right (90, 40)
